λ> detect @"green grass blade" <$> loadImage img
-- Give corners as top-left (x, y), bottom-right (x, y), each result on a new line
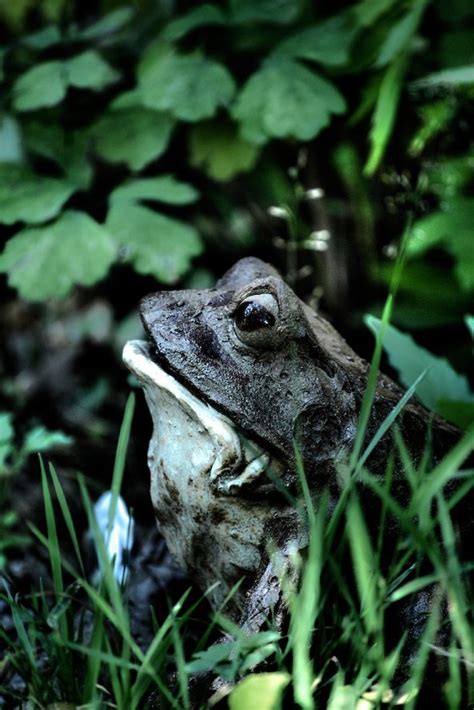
top-left (355, 368), bottom-right (428, 475)
top-left (48, 462), bottom-right (85, 577)
top-left (108, 392), bottom-right (135, 541)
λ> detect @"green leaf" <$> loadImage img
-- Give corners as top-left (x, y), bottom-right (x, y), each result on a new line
top-left (189, 122), bottom-right (259, 180)
top-left (106, 203), bottom-right (203, 283)
top-left (23, 427), bottom-right (72, 454)
top-left (76, 7), bottom-right (134, 40)
top-left (364, 54), bottom-right (407, 175)
top-left (353, 0), bottom-right (398, 25)
top-left (90, 108), bottom-right (174, 171)
top-left (24, 122), bottom-right (93, 190)
top-left (408, 199), bottom-right (474, 291)
top-left (0, 164), bottom-right (75, 225)
top-left (409, 101), bottom-right (457, 157)
top-left (0, 115), bottom-right (24, 163)
top-left (110, 175), bottom-right (199, 205)
top-left (185, 643), bottom-right (234, 674)
top-left (138, 43), bottom-right (235, 122)
top-left (12, 51), bottom-right (120, 111)
top-left (436, 401), bottom-right (474, 429)
top-left (229, 0), bottom-right (299, 24)
top-left (0, 211), bottom-right (116, 300)
top-left (0, 413), bottom-right (14, 471)
top-left (13, 60), bottom-right (67, 111)
top-left (273, 12), bottom-right (358, 67)
top-left (232, 58), bottom-right (346, 145)
top-left (66, 50), bottom-right (120, 90)
top-left (466, 315), bottom-right (474, 339)
top-left (161, 4), bottom-right (226, 41)
top-left (229, 673), bottom-right (290, 710)
top-left (366, 316), bottom-right (474, 419)
top-left (21, 25), bottom-right (62, 49)
top-left (411, 64), bottom-right (474, 89)
top-left (374, 2), bottom-right (427, 68)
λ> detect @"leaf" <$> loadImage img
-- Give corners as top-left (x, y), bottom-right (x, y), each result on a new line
top-left (421, 155), bottom-right (474, 196)
top-left (411, 64), bottom-right (474, 89)
top-left (408, 199), bottom-right (474, 290)
top-left (110, 175), bottom-right (199, 205)
top-left (24, 122), bottom-right (93, 189)
top-left (436, 401), bottom-right (474, 429)
top-left (229, 673), bottom-right (290, 710)
top-left (13, 60), bottom-right (67, 111)
top-left (0, 115), bottom-right (24, 163)
top-left (466, 315), bottom-right (474, 339)
top-left (0, 164), bottom-right (75, 225)
top-left (12, 51), bottom-right (120, 112)
top-left (374, 2), bottom-right (427, 68)
top-left (273, 12), bottom-right (358, 67)
top-left (76, 7), bottom-right (134, 40)
top-left (0, 413), bottom-right (14, 471)
top-left (366, 316), bottom-right (474, 420)
top-left (90, 109), bottom-right (174, 171)
top-left (232, 58), bottom-right (346, 145)
top-left (353, 0), bottom-right (398, 26)
top-left (21, 25), bottom-right (62, 49)
top-left (229, 0), bottom-right (299, 24)
top-left (189, 122), bottom-right (259, 180)
top-left (161, 4), bottom-right (226, 41)
top-left (138, 43), bottom-right (235, 122)
top-left (185, 642), bottom-right (234, 674)
top-left (23, 427), bottom-right (72, 454)
top-left (364, 54), bottom-right (407, 175)
top-left (66, 50), bottom-right (120, 91)
top-left (408, 102), bottom-right (457, 157)
top-left (0, 211), bottom-right (117, 300)
top-left (106, 203), bottom-right (203, 283)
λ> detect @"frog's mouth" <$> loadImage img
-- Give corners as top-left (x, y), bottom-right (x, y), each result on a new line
top-left (122, 339), bottom-right (277, 496)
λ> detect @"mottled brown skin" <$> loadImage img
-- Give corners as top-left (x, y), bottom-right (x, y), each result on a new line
top-left (139, 257), bottom-right (472, 687)
top-left (141, 257), bottom-right (462, 488)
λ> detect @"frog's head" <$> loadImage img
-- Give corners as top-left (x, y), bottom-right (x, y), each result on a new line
top-left (137, 257), bottom-right (358, 467)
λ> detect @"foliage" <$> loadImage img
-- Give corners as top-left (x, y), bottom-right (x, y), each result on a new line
top-left (0, 0), bottom-right (473, 707)
top-left (0, 0), bottom-right (471, 311)
top-left (366, 317), bottom-right (474, 428)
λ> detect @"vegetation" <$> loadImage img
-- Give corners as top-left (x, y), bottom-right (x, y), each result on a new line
top-left (0, 0), bottom-right (473, 707)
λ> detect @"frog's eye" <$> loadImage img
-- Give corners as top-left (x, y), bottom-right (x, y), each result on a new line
top-left (233, 293), bottom-right (280, 347)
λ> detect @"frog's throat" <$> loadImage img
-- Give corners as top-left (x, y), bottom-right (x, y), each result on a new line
top-left (122, 339), bottom-right (271, 495)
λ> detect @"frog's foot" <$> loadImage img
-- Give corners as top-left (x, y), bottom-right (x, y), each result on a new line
top-left (215, 453), bottom-right (270, 495)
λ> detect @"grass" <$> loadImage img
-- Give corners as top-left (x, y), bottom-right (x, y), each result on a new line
top-left (0, 397), bottom-right (472, 709)
top-left (0, 251), bottom-right (473, 708)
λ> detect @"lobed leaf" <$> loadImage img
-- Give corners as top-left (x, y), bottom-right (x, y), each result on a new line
top-left (161, 4), bottom-right (226, 41)
top-left (0, 164), bottom-right (75, 225)
top-left (13, 51), bottom-right (120, 112)
top-left (90, 108), bottom-right (174, 171)
top-left (232, 58), bottom-right (346, 145)
top-left (66, 50), bottom-right (120, 90)
top-left (106, 202), bottom-right (203, 283)
top-left (189, 122), bottom-right (259, 180)
top-left (13, 60), bottom-right (67, 111)
top-left (0, 210), bottom-right (117, 300)
top-left (366, 316), bottom-right (474, 422)
top-left (274, 12), bottom-right (358, 67)
top-left (138, 43), bottom-right (235, 122)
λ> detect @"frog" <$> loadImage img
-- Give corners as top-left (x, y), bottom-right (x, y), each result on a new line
top-left (122, 257), bottom-right (471, 637)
